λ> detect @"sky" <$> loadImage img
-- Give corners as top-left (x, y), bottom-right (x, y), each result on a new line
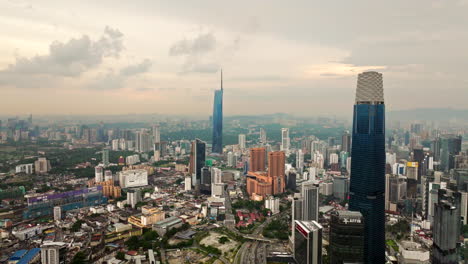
top-left (1, 0), bottom-right (468, 117)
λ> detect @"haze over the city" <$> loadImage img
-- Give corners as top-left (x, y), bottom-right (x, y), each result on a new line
top-left (1, 0), bottom-right (468, 116)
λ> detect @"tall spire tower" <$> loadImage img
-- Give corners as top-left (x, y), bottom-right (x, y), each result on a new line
top-left (349, 71), bottom-right (386, 263)
top-left (212, 69), bottom-right (224, 154)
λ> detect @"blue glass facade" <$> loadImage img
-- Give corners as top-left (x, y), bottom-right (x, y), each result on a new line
top-left (212, 80), bottom-right (223, 154)
top-left (349, 103), bottom-right (386, 263)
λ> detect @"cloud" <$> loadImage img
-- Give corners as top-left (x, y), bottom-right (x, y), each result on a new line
top-left (87, 58), bottom-right (153, 90)
top-left (169, 33), bottom-right (216, 56)
top-left (120, 59), bottom-right (152, 76)
top-left (0, 26), bottom-right (124, 88)
top-left (169, 32), bottom-right (222, 74)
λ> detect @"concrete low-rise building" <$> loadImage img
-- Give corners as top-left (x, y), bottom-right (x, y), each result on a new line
top-left (152, 216), bottom-right (184, 236)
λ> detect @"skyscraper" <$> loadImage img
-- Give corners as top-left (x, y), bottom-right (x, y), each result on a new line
top-left (250, 147), bottom-right (266, 172)
top-left (432, 189), bottom-right (461, 264)
top-left (212, 70), bottom-right (223, 154)
top-left (348, 71), bottom-right (386, 263)
top-left (440, 134), bottom-right (462, 172)
top-left (294, 220), bottom-right (323, 264)
top-left (302, 183), bottom-right (319, 221)
top-left (189, 139), bottom-right (206, 187)
top-left (341, 130), bottom-right (351, 153)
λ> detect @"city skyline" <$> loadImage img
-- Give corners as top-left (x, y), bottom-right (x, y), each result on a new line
top-left (1, 1), bottom-right (468, 116)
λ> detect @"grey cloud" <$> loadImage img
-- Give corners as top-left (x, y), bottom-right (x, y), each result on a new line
top-left (169, 33), bottom-right (216, 56)
top-left (88, 59), bottom-right (153, 90)
top-left (120, 59), bottom-right (152, 76)
top-left (0, 26), bottom-right (123, 79)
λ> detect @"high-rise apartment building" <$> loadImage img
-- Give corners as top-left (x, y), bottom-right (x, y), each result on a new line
top-left (268, 151), bottom-right (286, 194)
top-left (281, 128), bottom-right (290, 153)
top-left (238, 134), bottom-right (246, 150)
top-left (296, 149), bottom-right (304, 174)
top-left (250, 147), bottom-right (266, 172)
top-left (348, 71), bottom-right (386, 263)
top-left (212, 70), bottom-right (223, 154)
top-left (34, 157), bottom-right (51, 174)
top-left (189, 139), bottom-right (206, 187)
top-left (260, 128), bottom-right (267, 144)
top-left (102, 149), bottom-right (109, 167)
top-left (152, 124), bottom-right (160, 144)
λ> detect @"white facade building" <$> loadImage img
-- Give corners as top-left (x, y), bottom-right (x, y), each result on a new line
top-left (119, 169), bottom-right (148, 188)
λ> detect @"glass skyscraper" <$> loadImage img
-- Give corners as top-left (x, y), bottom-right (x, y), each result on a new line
top-left (212, 70), bottom-right (223, 154)
top-left (349, 71), bottom-right (386, 263)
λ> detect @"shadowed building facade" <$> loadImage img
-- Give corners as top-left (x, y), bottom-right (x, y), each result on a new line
top-left (211, 70), bottom-right (223, 154)
top-left (348, 71), bottom-right (386, 263)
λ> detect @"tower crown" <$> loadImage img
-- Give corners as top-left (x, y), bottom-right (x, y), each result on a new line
top-left (355, 71), bottom-right (384, 104)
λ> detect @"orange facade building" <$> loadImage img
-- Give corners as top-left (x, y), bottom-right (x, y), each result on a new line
top-left (250, 147), bottom-right (266, 172)
top-left (246, 151), bottom-right (286, 199)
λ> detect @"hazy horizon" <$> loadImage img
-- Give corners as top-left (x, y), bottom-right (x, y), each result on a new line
top-left (1, 1), bottom-right (468, 116)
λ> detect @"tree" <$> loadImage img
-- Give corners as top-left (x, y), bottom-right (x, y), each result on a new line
top-left (116, 251), bottom-right (125, 260)
top-left (71, 251), bottom-right (87, 264)
top-left (218, 236), bottom-right (230, 244)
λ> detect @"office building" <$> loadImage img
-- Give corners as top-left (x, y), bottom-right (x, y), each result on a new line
top-left (189, 139), bottom-right (206, 187)
top-left (385, 174), bottom-right (407, 211)
top-left (294, 220), bottom-right (323, 264)
top-left (201, 166), bottom-right (212, 195)
top-left (440, 134), bottom-right (462, 172)
top-left (302, 183), bottom-right (319, 221)
top-left (432, 189), bottom-right (461, 264)
top-left (281, 128), bottom-right (290, 153)
top-left (342, 130), bottom-right (351, 153)
top-left (212, 70), bottom-right (223, 154)
top-left (333, 175), bottom-right (349, 201)
top-left (118, 169), bottom-right (148, 188)
top-left (348, 71), bottom-right (386, 263)
top-left (250, 147), bottom-right (266, 171)
top-left (329, 210), bottom-right (364, 264)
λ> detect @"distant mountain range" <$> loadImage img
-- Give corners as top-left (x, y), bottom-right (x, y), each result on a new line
top-left (387, 108), bottom-right (468, 121)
